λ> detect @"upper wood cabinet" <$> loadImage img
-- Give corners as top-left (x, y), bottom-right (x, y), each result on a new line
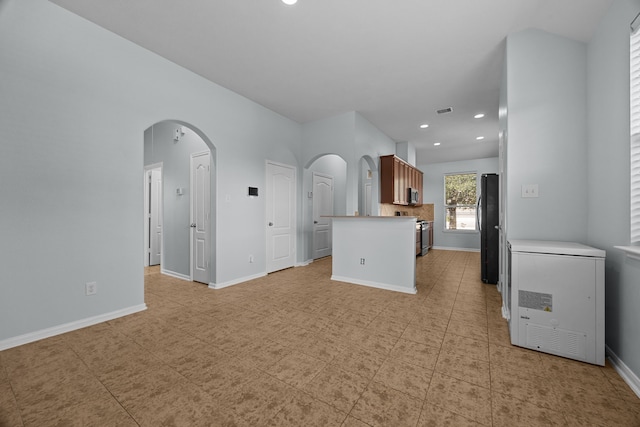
top-left (380, 155), bottom-right (423, 206)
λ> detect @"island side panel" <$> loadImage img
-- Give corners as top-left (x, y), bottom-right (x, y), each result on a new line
top-left (331, 217), bottom-right (416, 294)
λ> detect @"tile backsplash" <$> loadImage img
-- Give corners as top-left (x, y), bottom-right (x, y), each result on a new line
top-left (379, 203), bottom-right (434, 221)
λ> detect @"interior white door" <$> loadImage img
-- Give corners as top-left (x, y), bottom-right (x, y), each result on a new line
top-left (191, 151), bottom-right (210, 284)
top-left (266, 161), bottom-right (296, 273)
top-left (149, 168), bottom-right (162, 265)
top-left (312, 173), bottom-right (333, 259)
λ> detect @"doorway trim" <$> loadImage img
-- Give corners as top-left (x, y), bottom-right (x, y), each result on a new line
top-left (144, 120), bottom-right (217, 286)
top-left (143, 162), bottom-right (163, 267)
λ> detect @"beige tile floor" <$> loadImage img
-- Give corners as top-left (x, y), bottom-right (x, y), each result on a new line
top-left (1, 250), bottom-right (639, 426)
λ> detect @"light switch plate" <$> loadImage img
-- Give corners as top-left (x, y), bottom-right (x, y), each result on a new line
top-left (85, 282), bottom-right (97, 296)
top-left (521, 184), bottom-right (539, 198)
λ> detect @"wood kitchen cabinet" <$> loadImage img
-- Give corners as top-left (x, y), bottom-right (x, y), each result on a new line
top-left (380, 155), bottom-right (423, 206)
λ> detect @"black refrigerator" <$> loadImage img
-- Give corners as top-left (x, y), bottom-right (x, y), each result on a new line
top-left (478, 173), bottom-right (499, 284)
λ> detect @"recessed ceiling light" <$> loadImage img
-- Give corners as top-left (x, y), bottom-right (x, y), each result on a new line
top-left (433, 142), bottom-right (441, 146)
top-left (474, 113), bottom-right (485, 119)
top-left (419, 124), bottom-right (429, 129)
top-left (282, 0), bottom-right (297, 5)
top-left (476, 136), bottom-right (485, 140)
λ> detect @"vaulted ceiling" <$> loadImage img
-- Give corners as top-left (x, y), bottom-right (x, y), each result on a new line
top-left (50, 0), bottom-right (613, 164)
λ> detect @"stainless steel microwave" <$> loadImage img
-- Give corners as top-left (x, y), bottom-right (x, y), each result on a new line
top-left (408, 187), bottom-right (419, 205)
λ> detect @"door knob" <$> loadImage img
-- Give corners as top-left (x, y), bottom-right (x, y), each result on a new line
top-left (190, 223), bottom-right (196, 228)
top-left (268, 222), bottom-right (273, 226)
top-left (313, 221), bottom-right (318, 224)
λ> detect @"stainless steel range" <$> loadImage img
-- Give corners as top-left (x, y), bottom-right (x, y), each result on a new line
top-left (416, 220), bottom-right (430, 256)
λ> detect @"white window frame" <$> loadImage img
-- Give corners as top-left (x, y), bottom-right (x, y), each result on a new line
top-left (443, 172), bottom-right (478, 232)
top-left (631, 24), bottom-right (640, 243)
top-left (616, 21), bottom-right (640, 260)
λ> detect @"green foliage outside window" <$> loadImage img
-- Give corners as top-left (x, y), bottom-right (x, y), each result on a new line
top-left (444, 173), bottom-right (477, 230)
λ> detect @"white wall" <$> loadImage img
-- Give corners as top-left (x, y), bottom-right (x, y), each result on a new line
top-left (354, 113), bottom-right (397, 213)
top-left (505, 29), bottom-right (589, 242)
top-left (395, 141), bottom-right (416, 166)
top-left (587, 0), bottom-right (640, 382)
top-left (0, 0), bottom-right (400, 346)
top-left (302, 113), bottom-right (356, 165)
top-left (300, 112), bottom-right (396, 262)
top-left (331, 217), bottom-right (417, 294)
top-left (501, 5), bottom-right (640, 384)
top-left (0, 0), bottom-right (300, 344)
top-left (302, 111), bottom-right (396, 217)
top-left (419, 157), bottom-right (499, 251)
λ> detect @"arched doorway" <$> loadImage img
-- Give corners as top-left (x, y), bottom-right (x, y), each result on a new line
top-left (143, 120), bottom-right (217, 284)
top-left (358, 155), bottom-right (379, 217)
top-left (303, 154), bottom-right (348, 262)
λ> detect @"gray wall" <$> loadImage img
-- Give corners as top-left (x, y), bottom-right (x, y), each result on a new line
top-left (4, 0), bottom-right (639, 387)
top-left (0, 0), bottom-right (399, 345)
top-left (587, 0), bottom-right (640, 381)
top-left (0, 0), bottom-right (300, 342)
top-left (301, 112), bottom-right (396, 215)
top-left (354, 113), bottom-right (397, 213)
top-left (505, 29), bottom-right (588, 242)
top-left (419, 157), bottom-right (499, 251)
top-left (144, 122), bottom-right (210, 278)
top-left (502, 3), bottom-right (640, 382)
top-left (300, 112), bottom-right (396, 261)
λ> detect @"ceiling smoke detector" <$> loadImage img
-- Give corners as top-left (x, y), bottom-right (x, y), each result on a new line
top-left (436, 107), bottom-right (453, 114)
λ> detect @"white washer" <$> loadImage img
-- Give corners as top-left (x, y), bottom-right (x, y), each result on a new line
top-left (508, 240), bottom-right (605, 365)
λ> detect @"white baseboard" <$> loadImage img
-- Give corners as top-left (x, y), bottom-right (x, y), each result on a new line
top-left (0, 304), bottom-right (147, 351)
top-left (296, 259), bottom-right (313, 267)
top-left (606, 345), bottom-right (640, 399)
top-left (331, 275), bottom-right (417, 295)
top-left (209, 272), bottom-right (267, 290)
top-left (161, 269), bottom-right (191, 281)
top-left (432, 246), bottom-right (480, 252)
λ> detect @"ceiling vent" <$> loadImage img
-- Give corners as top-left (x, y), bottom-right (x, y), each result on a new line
top-left (437, 107), bottom-right (453, 114)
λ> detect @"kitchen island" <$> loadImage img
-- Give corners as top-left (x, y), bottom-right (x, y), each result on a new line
top-left (327, 216), bottom-right (416, 294)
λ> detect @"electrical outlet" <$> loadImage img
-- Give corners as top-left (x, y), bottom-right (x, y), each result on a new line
top-left (85, 282), bottom-right (97, 296)
top-left (521, 184), bottom-right (539, 198)
top-left (360, 258), bottom-right (365, 265)
top-left (249, 255), bottom-right (254, 263)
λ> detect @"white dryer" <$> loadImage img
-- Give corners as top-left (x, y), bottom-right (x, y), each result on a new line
top-left (508, 240), bottom-right (605, 365)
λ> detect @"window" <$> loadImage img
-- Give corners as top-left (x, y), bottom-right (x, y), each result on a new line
top-left (444, 172), bottom-right (477, 231)
top-left (631, 22), bottom-right (640, 243)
